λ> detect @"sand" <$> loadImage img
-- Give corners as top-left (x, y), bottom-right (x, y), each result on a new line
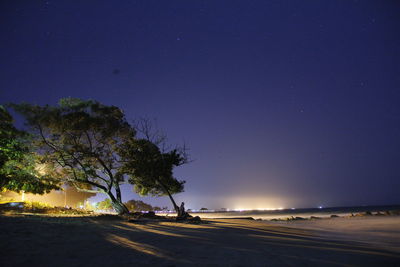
top-left (0, 215), bottom-right (399, 266)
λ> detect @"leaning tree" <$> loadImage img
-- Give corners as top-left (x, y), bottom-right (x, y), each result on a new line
top-left (11, 98), bottom-right (137, 214)
top-left (0, 105), bottom-right (59, 194)
top-left (119, 119), bottom-right (188, 215)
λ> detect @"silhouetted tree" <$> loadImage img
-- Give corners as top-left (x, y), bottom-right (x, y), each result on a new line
top-left (119, 119), bottom-right (189, 215)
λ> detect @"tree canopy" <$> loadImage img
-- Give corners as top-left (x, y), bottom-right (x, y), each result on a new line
top-left (124, 199), bottom-right (162, 212)
top-left (11, 99), bottom-right (137, 214)
top-left (11, 98), bottom-right (188, 215)
top-left (120, 138), bottom-right (186, 212)
top-left (96, 198), bottom-right (113, 211)
top-left (0, 106), bottom-right (59, 194)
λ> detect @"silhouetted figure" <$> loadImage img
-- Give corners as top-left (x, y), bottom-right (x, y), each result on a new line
top-left (176, 201), bottom-right (194, 221)
top-left (179, 202), bottom-right (185, 217)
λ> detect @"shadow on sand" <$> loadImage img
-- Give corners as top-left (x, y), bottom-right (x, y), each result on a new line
top-left (0, 215), bottom-right (399, 266)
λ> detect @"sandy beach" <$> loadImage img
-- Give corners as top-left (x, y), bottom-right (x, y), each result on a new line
top-left (0, 214), bottom-right (399, 266)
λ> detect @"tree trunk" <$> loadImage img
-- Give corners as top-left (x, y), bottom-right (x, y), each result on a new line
top-left (112, 201), bottom-right (129, 215)
top-left (157, 180), bottom-right (180, 214)
top-left (107, 192), bottom-right (129, 215)
top-left (115, 182), bottom-right (123, 202)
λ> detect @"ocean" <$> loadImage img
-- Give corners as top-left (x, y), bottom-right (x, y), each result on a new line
top-left (176, 205), bottom-right (400, 220)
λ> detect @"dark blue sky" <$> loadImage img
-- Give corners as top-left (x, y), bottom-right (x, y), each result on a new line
top-left (1, 1), bottom-right (399, 209)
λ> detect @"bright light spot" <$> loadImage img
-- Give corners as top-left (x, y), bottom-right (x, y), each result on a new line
top-left (319, 206), bottom-right (323, 209)
top-left (233, 209), bottom-right (245, 212)
top-left (228, 196), bottom-right (290, 211)
top-left (35, 163), bottom-right (49, 176)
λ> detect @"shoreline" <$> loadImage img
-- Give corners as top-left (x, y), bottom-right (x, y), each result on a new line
top-left (185, 209), bottom-right (400, 222)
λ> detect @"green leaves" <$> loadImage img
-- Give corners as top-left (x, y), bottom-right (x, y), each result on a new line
top-left (124, 199), bottom-right (159, 212)
top-left (8, 98), bottom-right (188, 213)
top-left (96, 198), bottom-right (113, 210)
top-left (12, 98), bottom-right (134, 183)
top-left (0, 106), bottom-right (60, 194)
top-left (9, 99), bottom-right (136, 213)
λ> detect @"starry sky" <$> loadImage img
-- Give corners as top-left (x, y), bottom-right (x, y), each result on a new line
top-left (1, 1), bottom-right (400, 210)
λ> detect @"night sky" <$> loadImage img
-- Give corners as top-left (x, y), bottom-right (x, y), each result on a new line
top-left (1, 1), bottom-right (399, 210)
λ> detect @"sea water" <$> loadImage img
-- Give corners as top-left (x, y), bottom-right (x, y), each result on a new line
top-left (175, 205), bottom-right (400, 220)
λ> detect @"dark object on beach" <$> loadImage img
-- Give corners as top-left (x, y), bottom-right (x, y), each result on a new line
top-left (124, 212), bottom-right (171, 223)
top-left (176, 202), bottom-right (195, 221)
top-left (217, 217), bottom-right (255, 220)
top-left (173, 215), bottom-right (205, 224)
top-left (388, 210), bottom-right (400, 215)
top-left (178, 202), bottom-right (186, 217)
top-left (286, 216), bottom-right (305, 221)
top-left (330, 215), bottom-right (339, 218)
top-left (176, 212), bottom-right (192, 220)
top-left (375, 211), bottom-right (384, 216)
top-left (176, 213), bottom-right (199, 223)
top-left (270, 218), bottom-right (282, 222)
top-left (310, 216), bottom-right (322, 219)
top-left (189, 216), bottom-right (201, 223)
top-left (365, 211), bottom-right (373, 216)
top-left (139, 211), bottom-right (159, 219)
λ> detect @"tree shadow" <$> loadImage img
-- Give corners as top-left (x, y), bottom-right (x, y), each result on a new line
top-left (1, 215), bottom-right (399, 266)
top-left (103, 218), bottom-right (400, 266)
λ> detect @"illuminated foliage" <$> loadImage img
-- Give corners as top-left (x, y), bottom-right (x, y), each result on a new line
top-left (0, 106), bottom-right (59, 194)
top-left (11, 99), bottom-right (188, 215)
top-left (124, 199), bottom-right (162, 212)
top-left (96, 198), bottom-right (113, 210)
top-left (11, 99), bottom-right (135, 214)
